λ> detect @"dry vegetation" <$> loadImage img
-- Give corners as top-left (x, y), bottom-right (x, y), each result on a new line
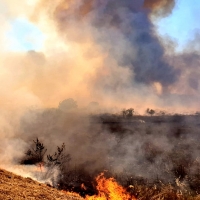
top-left (1, 167), bottom-right (200, 199)
top-left (0, 168), bottom-right (82, 200)
top-left (10, 111), bottom-right (200, 200)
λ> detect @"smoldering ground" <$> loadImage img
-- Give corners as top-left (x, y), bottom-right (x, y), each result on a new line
top-left (15, 106), bottom-right (200, 195)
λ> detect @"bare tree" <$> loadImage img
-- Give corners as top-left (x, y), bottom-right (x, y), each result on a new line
top-left (146, 108), bottom-right (155, 116)
top-left (47, 143), bottom-right (71, 170)
top-left (22, 138), bottom-right (47, 165)
top-left (122, 108), bottom-right (134, 118)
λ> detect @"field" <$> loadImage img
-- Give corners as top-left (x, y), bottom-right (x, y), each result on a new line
top-left (16, 110), bottom-right (200, 199)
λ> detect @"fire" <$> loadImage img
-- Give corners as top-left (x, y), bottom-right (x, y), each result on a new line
top-left (85, 173), bottom-right (136, 200)
top-left (62, 173), bottom-right (136, 200)
top-left (35, 162), bottom-right (45, 172)
top-left (81, 183), bottom-right (87, 190)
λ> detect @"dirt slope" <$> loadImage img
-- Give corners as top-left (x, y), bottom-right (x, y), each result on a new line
top-left (0, 168), bottom-right (83, 200)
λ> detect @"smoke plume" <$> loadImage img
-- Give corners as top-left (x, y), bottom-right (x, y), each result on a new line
top-left (1, 0), bottom-right (200, 193)
top-left (28, 0), bottom-right (200, 112)
top-left (36, 0), bottom-right (179, 88)
top-left (144, 0), bottom-right (175, 15)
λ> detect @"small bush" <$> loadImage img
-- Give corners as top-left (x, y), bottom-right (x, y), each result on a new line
top-left (21, 138), bottom-right (47, 165)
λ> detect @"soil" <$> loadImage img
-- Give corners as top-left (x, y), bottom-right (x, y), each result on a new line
top-left (0, 168), bottom-right (83, 200)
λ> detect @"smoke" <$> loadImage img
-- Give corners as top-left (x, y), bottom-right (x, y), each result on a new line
top-left (0, 0), bottom-right (200, 193)
top-left (0, 0), bottom-right (199, 113)
top-left (16, 107), bottom-right (200, 189)
top-left (28, 0), bottom-right (200, 112)
top-left (144, 0), bottom-right (175, 15)
top-left (36, 0), bottom-right (179, 88)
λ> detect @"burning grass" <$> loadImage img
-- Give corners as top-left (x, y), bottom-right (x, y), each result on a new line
top-left (85, 173), bottom-right (135, 200)
top-left (16, 111), bottom-right (200, 199)
top-left (2, 167), bottom-right (200, 200)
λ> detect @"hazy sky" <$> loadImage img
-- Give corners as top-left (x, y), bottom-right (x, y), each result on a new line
top-left (0, 0), bottom-right (199, 113)
top-left (5, 0), bottom-right (200, 52)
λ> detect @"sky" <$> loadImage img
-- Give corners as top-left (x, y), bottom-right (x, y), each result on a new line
top-left (7, 18), bottom-right (44, 51)
top-left (4, 0), bottom-right (200, 53)
top-left (0, 0), bottom-right (200, 113)
top-left (156, 0), bottom-right (200, 51)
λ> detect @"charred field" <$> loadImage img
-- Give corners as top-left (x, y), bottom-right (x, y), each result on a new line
top-left (15, 108), bottom-right (200, 200)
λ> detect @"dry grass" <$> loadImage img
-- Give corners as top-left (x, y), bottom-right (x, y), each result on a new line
top-left (126, 183), bottom-right (200, 200)
top-left (0, 168), bottom-right (83, 200)
top-left (1, 167), bottom-right (200, 200)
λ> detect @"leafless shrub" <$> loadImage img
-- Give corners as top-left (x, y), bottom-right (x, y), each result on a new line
top-left (21, 138), bottom-right (47, 165)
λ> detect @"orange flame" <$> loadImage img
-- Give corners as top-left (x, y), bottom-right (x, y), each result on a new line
top-left (85, 173), bottom-right (136, 200)
top-left (81, 183), bottom-right (87, 190)
top-left (62, 173), bottom-right (136, 200)
top-left (35, 162), bottom-right (45, 172)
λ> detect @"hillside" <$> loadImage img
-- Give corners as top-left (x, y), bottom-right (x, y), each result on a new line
top-left (0, 168), bottom-right (82, 200)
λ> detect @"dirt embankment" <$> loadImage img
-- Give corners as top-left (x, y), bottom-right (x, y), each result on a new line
top-left (0, 168), bottom-right (83, 200)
